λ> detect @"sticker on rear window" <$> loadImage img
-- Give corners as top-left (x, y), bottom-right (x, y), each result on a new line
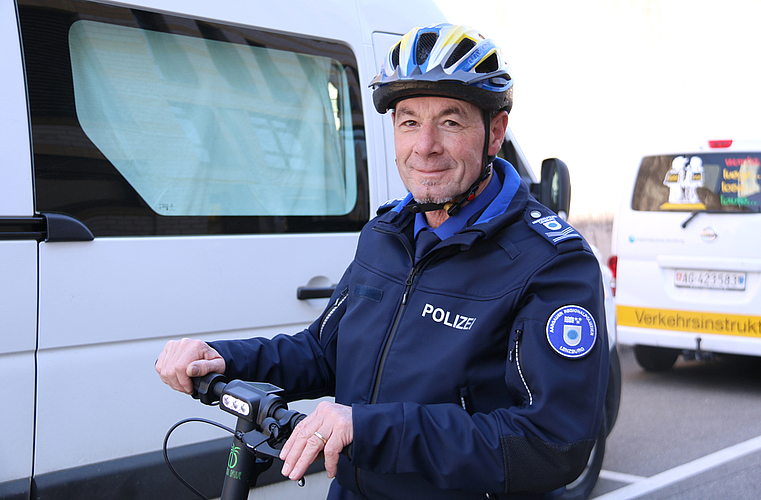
top-left (632, 153), bottom-right (761, 213)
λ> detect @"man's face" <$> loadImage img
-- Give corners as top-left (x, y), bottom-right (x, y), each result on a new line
top-left (393, 96), bottom-right (487, 205)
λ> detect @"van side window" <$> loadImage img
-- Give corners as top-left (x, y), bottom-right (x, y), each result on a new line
top-left (19, 0), bottom-right (368, 236)
top-left (631, 153), bottom-right (761, 213)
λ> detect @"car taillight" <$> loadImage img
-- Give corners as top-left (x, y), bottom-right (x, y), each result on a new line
top-left (607, 255), bottom-right (617, 296)
top-left (708, 139), bottom-right (733, 148)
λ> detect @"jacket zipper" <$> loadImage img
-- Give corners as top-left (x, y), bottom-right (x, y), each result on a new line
top-left (318, 287), bottom-right (348, 340)
top-left (508, 329), bottom-right (533, 406)
top-left (358, 234), bottom-right (420, 495)
top-left (359, 227), bottom-right (453, 493)
top-left (401, 266), bottom-right (416, 305)
top-left (369, 265), bottom-right (418, 404)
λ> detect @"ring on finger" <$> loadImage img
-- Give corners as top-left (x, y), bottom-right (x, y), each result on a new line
top-left (314, 431), bottom-right (327, 446)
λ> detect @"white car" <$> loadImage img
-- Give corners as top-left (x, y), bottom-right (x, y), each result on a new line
top-left (610, 139), bottom-right (761, 371)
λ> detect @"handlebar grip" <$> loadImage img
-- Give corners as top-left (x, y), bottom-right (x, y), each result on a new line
top-left (191, 373), bottom-right (228, 405)
top-left (271, 407), bottom-right (307, 433)
top-left (295, 413), bottom-right (307, 427)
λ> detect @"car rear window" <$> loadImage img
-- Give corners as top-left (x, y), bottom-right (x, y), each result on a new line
top-left (631, 153), bottom-right (761, 213)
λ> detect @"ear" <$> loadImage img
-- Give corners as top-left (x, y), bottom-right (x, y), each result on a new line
top-left (487, 111), bottom-right (509, 157)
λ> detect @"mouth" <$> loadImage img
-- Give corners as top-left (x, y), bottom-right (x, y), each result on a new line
top-left (410, 162), bottom-right (452, 175)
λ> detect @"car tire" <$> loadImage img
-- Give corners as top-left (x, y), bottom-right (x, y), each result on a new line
top-left (633, 345), bottom-right (680, 372)
top-left (560, 414), bottom-right (606, 500)
top-left (560, 345), bottom-right (620, 500)
top-left (605, 346), bottom-right (622, 435)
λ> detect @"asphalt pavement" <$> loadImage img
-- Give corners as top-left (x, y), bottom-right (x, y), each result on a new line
top-left (590, 345), bottom-right (761, 499)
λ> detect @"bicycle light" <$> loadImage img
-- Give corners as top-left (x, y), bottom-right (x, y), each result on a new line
top-left (222, 394), bottom-right (251, 417)
top-left (218, 380), bottom-right (285, 423)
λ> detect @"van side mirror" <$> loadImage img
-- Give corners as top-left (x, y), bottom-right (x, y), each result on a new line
top-left (537, 158), bottom-right (571, 220)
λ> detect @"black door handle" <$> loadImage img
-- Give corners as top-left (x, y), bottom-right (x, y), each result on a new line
top-left (296, 286), bottom-right (336, 300)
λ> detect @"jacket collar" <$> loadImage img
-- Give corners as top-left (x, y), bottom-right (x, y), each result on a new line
top-left (375, 158), bottom-right (528, 244)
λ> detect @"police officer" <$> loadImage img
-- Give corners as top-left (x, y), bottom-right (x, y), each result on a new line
top-left (157, 23), bottom-right (609, 499)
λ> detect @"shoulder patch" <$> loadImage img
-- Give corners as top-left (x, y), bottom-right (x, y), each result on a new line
top-left (526, 211), bottom-right (582, 246)
top-left (546, 305), bottom-right (597, 359)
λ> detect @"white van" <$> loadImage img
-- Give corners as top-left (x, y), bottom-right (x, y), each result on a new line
top-left (0, 1), bottom-right (619, 499)
top-left (610, 139), bottom-right (761, 371)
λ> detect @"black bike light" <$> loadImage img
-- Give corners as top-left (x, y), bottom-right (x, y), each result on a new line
top-left (219, 380), bottom-right (284, 422)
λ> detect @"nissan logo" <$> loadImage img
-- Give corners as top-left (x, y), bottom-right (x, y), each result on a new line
top-left (701, 227), bottom-right (718, 243)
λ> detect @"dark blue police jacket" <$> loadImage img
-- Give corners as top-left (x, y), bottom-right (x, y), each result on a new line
top-left (211, 158), bottom-right (609, 499)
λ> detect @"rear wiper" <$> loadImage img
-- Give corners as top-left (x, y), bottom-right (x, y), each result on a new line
top-left (681, 209), bottom-right (732, 228)
top-left (681, 210), bottom-right (704, 228)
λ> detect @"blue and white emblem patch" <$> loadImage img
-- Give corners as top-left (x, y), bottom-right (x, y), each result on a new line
top-left (528, 214), bottom-right (582, 245)
top-left (546, 305), bottom-right (597, 359)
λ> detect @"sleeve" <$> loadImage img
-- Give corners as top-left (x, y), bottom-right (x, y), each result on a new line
top-left (208, 265), bottom-right (354, 402)
top-left (350, 247), bottom-right (610, 495)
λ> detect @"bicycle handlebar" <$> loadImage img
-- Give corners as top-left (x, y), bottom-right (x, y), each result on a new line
top-left (186, 374), bottom-right (308, 499)
top-left (166, 374), bottom-right (346, 500)
top-left (191, 373), bottom-right (306, 456)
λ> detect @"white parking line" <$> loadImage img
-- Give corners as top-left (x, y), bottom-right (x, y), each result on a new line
top-left (598, 470), bottom-right (646, 484)
top-left (594, 434), bottom-right (761, 500)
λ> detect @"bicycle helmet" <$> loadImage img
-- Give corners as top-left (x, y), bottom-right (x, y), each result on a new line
top-left (370, 23), bottom-right (513, 114)
top-left (370, 23), bottom-right (514, 216)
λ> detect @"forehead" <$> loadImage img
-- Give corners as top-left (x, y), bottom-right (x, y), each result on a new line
top-left (394, 96), bottom-right (480, 118)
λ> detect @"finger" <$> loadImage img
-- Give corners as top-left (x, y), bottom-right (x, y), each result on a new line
top-left (155, 348), bottom-right (166, 373)
top-left (280, 426), bottom-right (315, 478)
top-left (323, 436), bottom-right (345, 479)
top-left (187, 357), bottom-right (226, 378)
top-left (280, 409), bottom-right (320, 459)
top-left (184, 358), bottom-right (225, 393)
top-left (322, 417), bottom-right (352, 478)
top-left (284, 432), bottom-right (327, 481)
top-left (157, 341), bottom-right (184, 392)
top-left (172, 344), bottom-right (199, 394)
top-left (157, 339), bottom-right (222, 394)
top-left (280, 415), bottom-right (325, 478)
top-left (279, 402), bottom-right (353, 480)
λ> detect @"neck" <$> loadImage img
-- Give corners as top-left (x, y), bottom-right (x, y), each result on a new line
top-left (424, 170), bottom-right (493, 229)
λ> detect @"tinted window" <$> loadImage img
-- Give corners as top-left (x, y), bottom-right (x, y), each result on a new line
top-left (19, 0), bottom-right (368, 236)
top-left (631, 153), bottom-right (761, 213)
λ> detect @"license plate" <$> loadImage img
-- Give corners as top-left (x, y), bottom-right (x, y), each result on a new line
top-left (674, 269), bottom-right (747, 291)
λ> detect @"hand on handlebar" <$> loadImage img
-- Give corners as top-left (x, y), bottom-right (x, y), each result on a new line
top-left (279, 401), bottom-right (353, 481)
top-left (156, 338), bottom-right (226, 394)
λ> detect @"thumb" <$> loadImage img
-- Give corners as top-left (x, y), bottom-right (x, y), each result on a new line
top-left (187, 358), bottom-right (225, 378)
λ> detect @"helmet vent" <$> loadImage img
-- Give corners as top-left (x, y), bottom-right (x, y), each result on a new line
top-left (475, 52), bottom-right (499, 73)
top-left (416, 32), bottom-right (439, 65)
top-left (444, 38), bottom-right (476, 68)
top-left (391, 43), bottom-right (401, 69)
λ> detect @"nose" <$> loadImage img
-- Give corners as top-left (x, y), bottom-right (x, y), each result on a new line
top-left (412, 122), bottom-right (443, 157)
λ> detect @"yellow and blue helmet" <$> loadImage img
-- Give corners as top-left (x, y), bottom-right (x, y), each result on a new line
top-left (370, 23), bottom-right (513, 114)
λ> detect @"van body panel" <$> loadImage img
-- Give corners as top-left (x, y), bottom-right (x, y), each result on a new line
top-left (0, 243), bottom-right (37, 484)
top-left (0, 1), bottom-right (36, 489)
top-left (36, 235), bottom-right (358, 349)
